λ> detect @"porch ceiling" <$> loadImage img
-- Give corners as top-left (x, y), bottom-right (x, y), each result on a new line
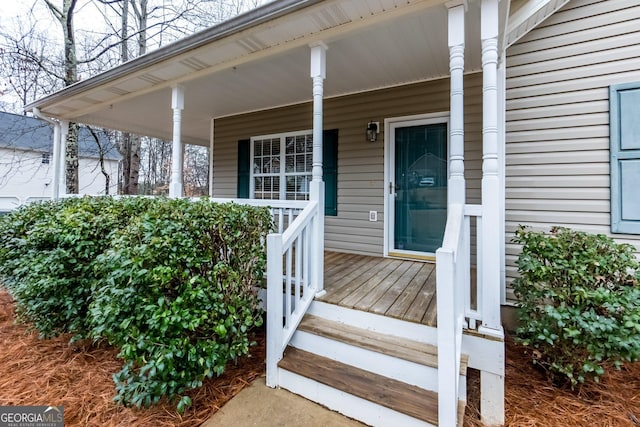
top-left (27, 0), bottom-right (502, 146)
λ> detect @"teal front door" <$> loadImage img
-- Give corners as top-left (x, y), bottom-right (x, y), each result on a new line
top-left (392, 121), bottom-right (447, 254)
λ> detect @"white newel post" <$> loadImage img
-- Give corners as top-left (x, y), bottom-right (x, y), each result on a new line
top-left (170, 85), bottom-right (184, 198)
top-left (447, 1), bottom-right (466, 206)
top-left (480, 0), bottom-right (505, 425)
top-left (266, 233), bottom-right (284, 388)
top-left (310, 42), bottom-right (327, 296)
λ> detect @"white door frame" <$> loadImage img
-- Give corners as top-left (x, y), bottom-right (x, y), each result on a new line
top-left (383, 112), bottom-right (450, 259)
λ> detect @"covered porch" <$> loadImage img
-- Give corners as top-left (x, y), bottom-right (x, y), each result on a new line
top-left (26, 0), bottom-right (509, 425)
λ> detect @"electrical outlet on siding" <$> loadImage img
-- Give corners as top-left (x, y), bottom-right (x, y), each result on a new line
top-left (369, 211), bottom-right (377, 222)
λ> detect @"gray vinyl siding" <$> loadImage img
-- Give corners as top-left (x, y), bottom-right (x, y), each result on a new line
top-left (505, 0), bottom-right (640, 303)
top-left (213, 73), bottom-right (483, 256)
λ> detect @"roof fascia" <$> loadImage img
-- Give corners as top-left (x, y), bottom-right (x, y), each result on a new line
top-left (505, 0), bottom-right (570, 47)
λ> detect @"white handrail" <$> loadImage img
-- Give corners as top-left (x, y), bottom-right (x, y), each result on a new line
top-left (207, 197), bottom-right (308, 210)
top-left (436, 202), bottom-right (487, 426)
top-left (266, 200), bottom-right (320, 387)
top-left (208, 198), bottom-right (307, 234)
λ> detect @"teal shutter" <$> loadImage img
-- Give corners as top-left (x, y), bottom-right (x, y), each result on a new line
top-left (237, 139), bottom-right (250, 199)
top-left (610, 83), bottom-right (640, 234)
top-left (323, 129), bottom-right (338, 216)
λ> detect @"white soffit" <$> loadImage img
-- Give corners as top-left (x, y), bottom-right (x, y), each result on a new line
top-left (505, 0), bottom-right (570, 47)
top-left (30, 0), bottom-right (486, 145)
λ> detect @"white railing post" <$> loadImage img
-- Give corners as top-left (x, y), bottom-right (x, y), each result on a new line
top-left (436, 247), bottom-right (458, 427)
top-left (266, 233), bottom-right (283, 388)
top-left (436, 204), bottom-right (465, 427)
top-left (170, 85), bottom-right (184, 198)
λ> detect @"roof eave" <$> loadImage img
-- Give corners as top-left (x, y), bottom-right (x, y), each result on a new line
top-left (24, 0), bottom-right (322, 115)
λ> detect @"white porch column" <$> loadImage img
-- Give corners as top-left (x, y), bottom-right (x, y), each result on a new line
top-left (310, 42), bottom-right (327, 296)
top-left (480, 0), bottom-right (505, 425)
top-left (59, 120), bottom-right (69, 196)
top-left (498, 60), bottom-right (507, 304)
top-left (50, 122), bottom-right (61, 200)
top-left (480, 0), bottom-right (503, 335)
top-left (447, 1), bottom-right (466, 206)
top-left (209, 118), bottom-right (215, 197)
top-left (170, 85), bottom-right (185, 198)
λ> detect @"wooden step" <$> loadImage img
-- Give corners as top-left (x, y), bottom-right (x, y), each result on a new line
top-left (279, 347), bottom-right (465, 426)
top-left (298, 314), bottom-right (468, 375)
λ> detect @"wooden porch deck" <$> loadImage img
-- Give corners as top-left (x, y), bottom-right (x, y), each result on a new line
top-left (319, 251), bottom-right (438, 327)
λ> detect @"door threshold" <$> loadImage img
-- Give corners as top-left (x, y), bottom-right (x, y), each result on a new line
top-left (388, 251), bottom-right (436, 262)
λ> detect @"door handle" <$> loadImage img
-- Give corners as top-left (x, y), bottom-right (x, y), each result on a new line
top-left (390, 182), bottom-right (397, 197)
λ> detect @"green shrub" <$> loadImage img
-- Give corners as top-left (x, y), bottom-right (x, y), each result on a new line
top-left (0, 197), bottom-right (271, 412)
top-left (89, 198), bottom-right (271, 410)
top-left (512, 226), bottom-right (640, 387)
top-left (0, 196), bottom-right (155, 338)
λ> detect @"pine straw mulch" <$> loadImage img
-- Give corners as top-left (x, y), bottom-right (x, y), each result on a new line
top-left (2, 285), bottom-right (640, 427)
top-left (464, 334), bottom-right (640, 427)
top-left (0, 289), bottom-right (265, 427)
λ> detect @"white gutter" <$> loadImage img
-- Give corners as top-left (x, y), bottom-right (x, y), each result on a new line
top-left (32, 108), bottom-right (64, 200)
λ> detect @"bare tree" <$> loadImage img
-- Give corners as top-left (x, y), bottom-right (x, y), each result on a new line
top-left (42, 0), bottom-right (81, 194)
top-left (139, 137), bottom-right (171, 195)
top-left (87, 126), bottom-right (115, 195)
top-left (2, 0), bottom-right (266, 195)
top-left (183, 144), bottom-right (209, 196)
top-left (0, 17), bottom-right (62, 114)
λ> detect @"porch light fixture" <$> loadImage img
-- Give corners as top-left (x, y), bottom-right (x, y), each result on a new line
top-left (366, 121), bottom-right (379, 142)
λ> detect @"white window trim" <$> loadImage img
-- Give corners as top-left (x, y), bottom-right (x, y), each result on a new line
top-left (250, 129), bottom-right (313, 200)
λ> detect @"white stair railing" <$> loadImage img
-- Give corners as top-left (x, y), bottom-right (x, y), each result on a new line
top-left (265, 200), bottom-right (320, 387)
top-left (436, 203), bottom-right (469, 427)
top-left (208, 198), bottom-right (307, 234)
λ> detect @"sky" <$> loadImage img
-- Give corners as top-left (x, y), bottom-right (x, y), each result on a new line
top-left (0, 0), bottom-right (129, 39)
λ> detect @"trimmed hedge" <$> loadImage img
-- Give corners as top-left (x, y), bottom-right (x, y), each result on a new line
top-left (512, 226), bottom-right (640, 387)
top-left (0, 197), bottom-right (272, 411)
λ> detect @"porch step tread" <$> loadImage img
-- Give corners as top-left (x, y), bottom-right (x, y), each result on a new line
top-left (299, 314), bottom-right (468, 375)
top-left (279, 346), bottom-right (459, 426)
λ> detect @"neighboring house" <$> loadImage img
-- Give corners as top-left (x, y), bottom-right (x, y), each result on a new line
top-left (23, 0), bottom-right (640, 426)
top-left (0, 111), bottom-right (119, 211)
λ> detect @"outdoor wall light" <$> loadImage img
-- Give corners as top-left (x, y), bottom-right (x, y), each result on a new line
top-left (366, 121), bottom-right (379, 142)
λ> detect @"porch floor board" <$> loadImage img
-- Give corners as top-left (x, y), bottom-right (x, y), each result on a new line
top-left (320, 252), bottom-right (437, 327)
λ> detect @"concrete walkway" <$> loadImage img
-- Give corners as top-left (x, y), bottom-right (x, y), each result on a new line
top-left (201, 376), bottom-right (367, 427)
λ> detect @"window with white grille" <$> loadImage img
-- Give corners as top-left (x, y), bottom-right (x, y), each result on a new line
top-left (251, 131), bottom-right (312, 200)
